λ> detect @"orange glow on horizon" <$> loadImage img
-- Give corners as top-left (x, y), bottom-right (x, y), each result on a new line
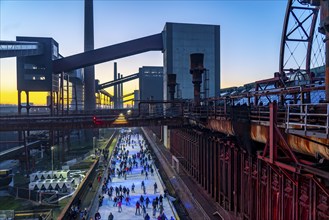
top-left (0, 89), bottom-right (49, 105)
top-left (0, 90), bottom-right (18, 105)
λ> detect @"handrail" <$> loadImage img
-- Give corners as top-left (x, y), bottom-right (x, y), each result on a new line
top-left (286, 103), bottom-right (329, 138)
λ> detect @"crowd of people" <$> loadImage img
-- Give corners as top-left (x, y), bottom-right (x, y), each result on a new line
top-left (92, 129), bottom-right (175, 220)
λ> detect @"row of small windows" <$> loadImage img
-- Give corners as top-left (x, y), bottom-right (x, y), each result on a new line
top-left (0, 44), bottom-right (38, 50)
top-left (143, 74), bottom-right (162, 77)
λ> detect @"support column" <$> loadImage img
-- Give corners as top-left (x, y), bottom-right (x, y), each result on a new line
top-left (114, 62), bottom-right (117, 108)
top-left (84, 0), bottom-right (95, 111)
top-left (227, 143), bottom-right (232, 211)
top-left (66, 74), bottom-right (69, 112)
top-left (206, 136), bottom-right (211, 193)
top-left (214, 140), bottom-right (219, 202)
top-left (269, 102), bottom-right (277, 163)
top-left (26, 91), bottom-right (30, 114)
top-left (61, 72), bottom-right (64, 114)
top-left (210, 138), bottom-right (214, 197)
top-left (201, 136), bottom-right (206, 188)
top-left (233, 146), bottom-right (238, 215)
top-left (163, 126), bottom-right (168, 148)
top-left (117, 75), bottom-right (120, 108)
top-left (120, 74), bottom-right (123, 108)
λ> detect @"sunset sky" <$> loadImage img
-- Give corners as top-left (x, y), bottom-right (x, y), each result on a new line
top-left (0, 0), bottom-right (288, 105)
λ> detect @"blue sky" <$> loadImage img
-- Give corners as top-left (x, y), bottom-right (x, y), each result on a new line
top-left (0, 0), bottom-right (288, 104)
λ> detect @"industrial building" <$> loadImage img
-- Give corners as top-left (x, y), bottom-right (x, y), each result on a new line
top-left (163, 22), bottom-right (220, 101)
top-left (139, 66), bottom-right (164, 101)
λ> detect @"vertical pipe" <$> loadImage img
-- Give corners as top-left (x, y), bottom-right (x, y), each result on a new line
top-left (23, 131), bottom-right (30, 174)
top-left (198, 134), bottom-right (202, 184)
top-left (228, 144), bottom-right (232, 210)
top-left (117, 73), bottom-right (121, 108)
top-left (241, 153), bottom-right (245, 217)
top-left (121, 74), bottom-right (123, 108)
top-left (190, 53), bottom-right (204, 106)
top-left (187, 135), bottom-right (189, 170)
top-left (18, 91), bottom-right (22, 115)
top-left (50, 91), bottom-right (54, 115)
top-left (207, 137), bottom-right (211, 194)
top-left (267, 166), bottom-right (271, 220)
top-left (233, 148), bottom-right (238, 215)
top-left (214, 141), bottom-right (218, 202)
top-left (114, 62), bottom-right (117, 108)
top-left (201, 136), bottom-right (207, 188)
top-left (66, 74), bottom-right (69, 112)
top-left (56, 91), bottom-right (59, 115)
top-left (74, 85), bottom-right (78, 111)
top-left (61, 73), bottom-right (64, 114)
top-left (84, 0), bottom-right (95, 111)
top-left (280, 174), bottom-right (284, 220)
top-left (18, 90), bottom-right (23, 141)
top-left (26, 91), bottom-right (30, 114)
top-left (205, 136), bottom-right (209, 191)
top-left (309, 179), bottom-right (314, 220)
top-left (256, 159), bottom-right (262, 220)
top-left (269, 102), bottom-right (278, 163)
top-left (209, 139), bottom-right (213, 195)
top-left (218, 141), bottom-right (222, 205)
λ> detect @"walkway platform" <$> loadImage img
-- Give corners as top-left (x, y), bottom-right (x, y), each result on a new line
top-left (92, 129), bottom-right (177, 220)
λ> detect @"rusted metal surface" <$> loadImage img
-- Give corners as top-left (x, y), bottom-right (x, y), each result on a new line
top-left (206, 119), bottom-right (235, 136)
top-left (287, 135), bottom-right (329, 159)
top-left (250, 124), bottom-right (329, 159)
top-left (169, 127), bottom-right (329, 220)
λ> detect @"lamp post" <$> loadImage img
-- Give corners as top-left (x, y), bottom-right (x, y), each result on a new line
top-left (51, 146), bottom-right (55, 176)
top-left (93, 136), bottom-right (96, 154)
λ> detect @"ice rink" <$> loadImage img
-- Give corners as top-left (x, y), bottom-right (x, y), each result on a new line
top-left (97, 129), bottom-right (177, 220)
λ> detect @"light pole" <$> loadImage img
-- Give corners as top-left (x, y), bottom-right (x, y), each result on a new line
top-left (51, 146), bottom-right (55, 177)
top-left (93, 136), bottom-right (96, 154)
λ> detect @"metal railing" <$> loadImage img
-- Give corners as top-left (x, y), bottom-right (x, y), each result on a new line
top-left (286, 103), bottom-right (329, 139)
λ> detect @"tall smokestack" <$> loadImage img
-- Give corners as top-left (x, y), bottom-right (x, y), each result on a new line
top-left (190, 53), bottom-right (205, 106)
top-left (167, 73), bottom-right (177, 101)
top-left (117, 73), bottom-right (120, 108)
top-left (114, 62), bottom-right (117, 108)
top-left (118, 73), bottom-right (122, 108)
top-left (84, 0), bottom-right (95, 111)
